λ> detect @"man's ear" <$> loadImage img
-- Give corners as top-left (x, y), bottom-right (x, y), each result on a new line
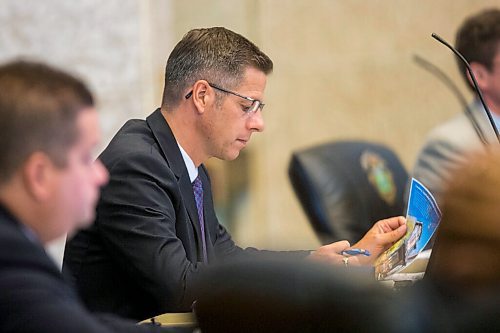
top-left (469, 62), bottom-right (490, 92)
top-left (191, 80), bottom-right (215, 114)
top-left (22, 152), bottom-right (54, 202)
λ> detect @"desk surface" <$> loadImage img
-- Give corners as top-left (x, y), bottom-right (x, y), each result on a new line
top-left (139, 312), bottom-right (196, 327)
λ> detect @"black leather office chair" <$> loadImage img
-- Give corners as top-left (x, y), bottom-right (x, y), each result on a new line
top-left (288, 140), bottom-right (409, 244)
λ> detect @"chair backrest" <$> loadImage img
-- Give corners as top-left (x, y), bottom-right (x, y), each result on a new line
top-left (288, 140), bottom-right (409, 244)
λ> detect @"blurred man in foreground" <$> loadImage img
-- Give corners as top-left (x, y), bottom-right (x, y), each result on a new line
top-left (404, 148), bottom-right (500, 331)
top-left (0, 60), bottom-right (187, 332)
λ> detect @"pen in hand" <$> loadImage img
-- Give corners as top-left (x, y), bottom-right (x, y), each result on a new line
top-left (341, 248), bottom-right (371, 256)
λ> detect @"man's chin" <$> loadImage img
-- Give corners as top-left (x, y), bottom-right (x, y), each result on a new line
top-left (219, 149), bottom-right (241, 161)
top-left (74, 212), bottom-right (95, 231)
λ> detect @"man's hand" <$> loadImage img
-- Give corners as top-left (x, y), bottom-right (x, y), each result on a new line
top-left (308, 216), bottom-right (406, 267)
top-left (308, 240), bottom-right (361, 266)
top-left (352, 216), bottom-right (407, 265)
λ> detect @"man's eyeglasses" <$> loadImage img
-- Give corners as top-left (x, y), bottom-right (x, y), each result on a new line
top-left (185, 82), bottom-right (265, 114)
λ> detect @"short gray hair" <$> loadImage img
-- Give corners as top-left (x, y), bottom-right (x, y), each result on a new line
top-left (161, 27), bottom-right (273, 109)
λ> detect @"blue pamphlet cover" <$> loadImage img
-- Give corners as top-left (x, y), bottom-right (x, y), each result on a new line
top-left (374, 178), bottom-right (442, 280)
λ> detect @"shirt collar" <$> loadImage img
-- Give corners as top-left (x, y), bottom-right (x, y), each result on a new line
top-left (474, 99), bottom-right (500, 133)
top-left (0, 203), bottom-right (40, 244)
top-left (177, 143), bottom-right (198, 183)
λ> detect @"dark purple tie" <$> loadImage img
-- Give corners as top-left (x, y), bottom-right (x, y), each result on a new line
top-left (192, 176), bottom-right (208, 263)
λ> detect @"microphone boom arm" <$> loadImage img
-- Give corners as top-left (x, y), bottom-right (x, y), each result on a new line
top-left (431, 33), bottom-right (500, 143)
top-left (413, 54), bottom-right (488, 145)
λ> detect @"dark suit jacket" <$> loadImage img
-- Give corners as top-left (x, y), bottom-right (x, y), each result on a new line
top-left (64, 109), bottom-right (308, 320)
top-left (0, 204), bottom-right (180, 333)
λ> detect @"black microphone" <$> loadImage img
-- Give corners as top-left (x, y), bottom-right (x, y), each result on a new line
top-left (431, 33), bottom-right (500, 143)
top-left (412, 54), bottom-right (488, 145)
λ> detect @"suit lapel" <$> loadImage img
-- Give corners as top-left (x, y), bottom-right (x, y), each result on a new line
top-left (146, 109), bottom-right (206, 260)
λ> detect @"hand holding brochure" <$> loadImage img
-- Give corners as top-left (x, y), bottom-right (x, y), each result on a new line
top-left (374, 178), bottom-right (442, 280)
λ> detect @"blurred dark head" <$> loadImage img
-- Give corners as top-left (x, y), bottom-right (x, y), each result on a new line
top-left (455, 8), bottom-right (500, 92)
top-left (194, 258), bottom-right (398, 333)
top-left (426, 148), bottom-right (500, 293)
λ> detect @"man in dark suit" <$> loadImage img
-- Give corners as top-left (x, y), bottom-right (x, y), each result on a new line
top-left (0, 60), bottom-right (186, 332)
top-left (64, 27), bottom-right (407, 320)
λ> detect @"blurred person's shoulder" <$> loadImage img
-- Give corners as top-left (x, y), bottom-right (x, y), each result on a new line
top-left (424, 112), bottom-right (483, 151)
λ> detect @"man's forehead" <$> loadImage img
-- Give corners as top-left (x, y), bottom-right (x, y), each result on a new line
top-left (75, 108), bottom-right (100, 142)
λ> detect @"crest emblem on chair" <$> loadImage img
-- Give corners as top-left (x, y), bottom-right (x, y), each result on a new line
top-left (360, 150), bottom-right (396, 205)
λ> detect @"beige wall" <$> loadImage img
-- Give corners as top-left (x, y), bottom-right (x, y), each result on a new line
top-left (0, 0), bottom-right (149, 265)
top-left (161, 0), bottom-right (499, 250)
top-left (1, 1), bottom-right (498, 255)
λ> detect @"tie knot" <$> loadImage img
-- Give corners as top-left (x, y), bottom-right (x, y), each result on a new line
top-left (192, 176), bottom-right (202, 191)
top-left (192, 176), bottom-right (203, 200)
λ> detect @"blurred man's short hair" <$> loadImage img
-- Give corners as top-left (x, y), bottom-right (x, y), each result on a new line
top-left (0, 60), bottom-right (94, 184)
top-left (455, 8), bottom-right (500, 91)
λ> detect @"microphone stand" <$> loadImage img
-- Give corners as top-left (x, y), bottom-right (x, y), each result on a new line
top-left (431, 33), bottom-right (500, 144)
top-left (412, 54), bottom-right (488, 145)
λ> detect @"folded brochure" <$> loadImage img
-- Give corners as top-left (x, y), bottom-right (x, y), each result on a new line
top-left (374, 178), bottom-right (442, 280)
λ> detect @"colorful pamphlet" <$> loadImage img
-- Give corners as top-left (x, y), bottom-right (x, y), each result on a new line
top-left (374, 178), bottom-right (442, 280)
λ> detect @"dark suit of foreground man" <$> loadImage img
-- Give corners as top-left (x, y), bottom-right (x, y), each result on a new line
top-left (0, 61), bottom-right (182, 332)
top-left (64, 27), bottom-right (407, 320)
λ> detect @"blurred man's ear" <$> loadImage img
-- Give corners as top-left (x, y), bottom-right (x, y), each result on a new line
top-left (469, 62), bottom-right (490, 92)
top-left (22, 152), bottom-right (55, 202)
